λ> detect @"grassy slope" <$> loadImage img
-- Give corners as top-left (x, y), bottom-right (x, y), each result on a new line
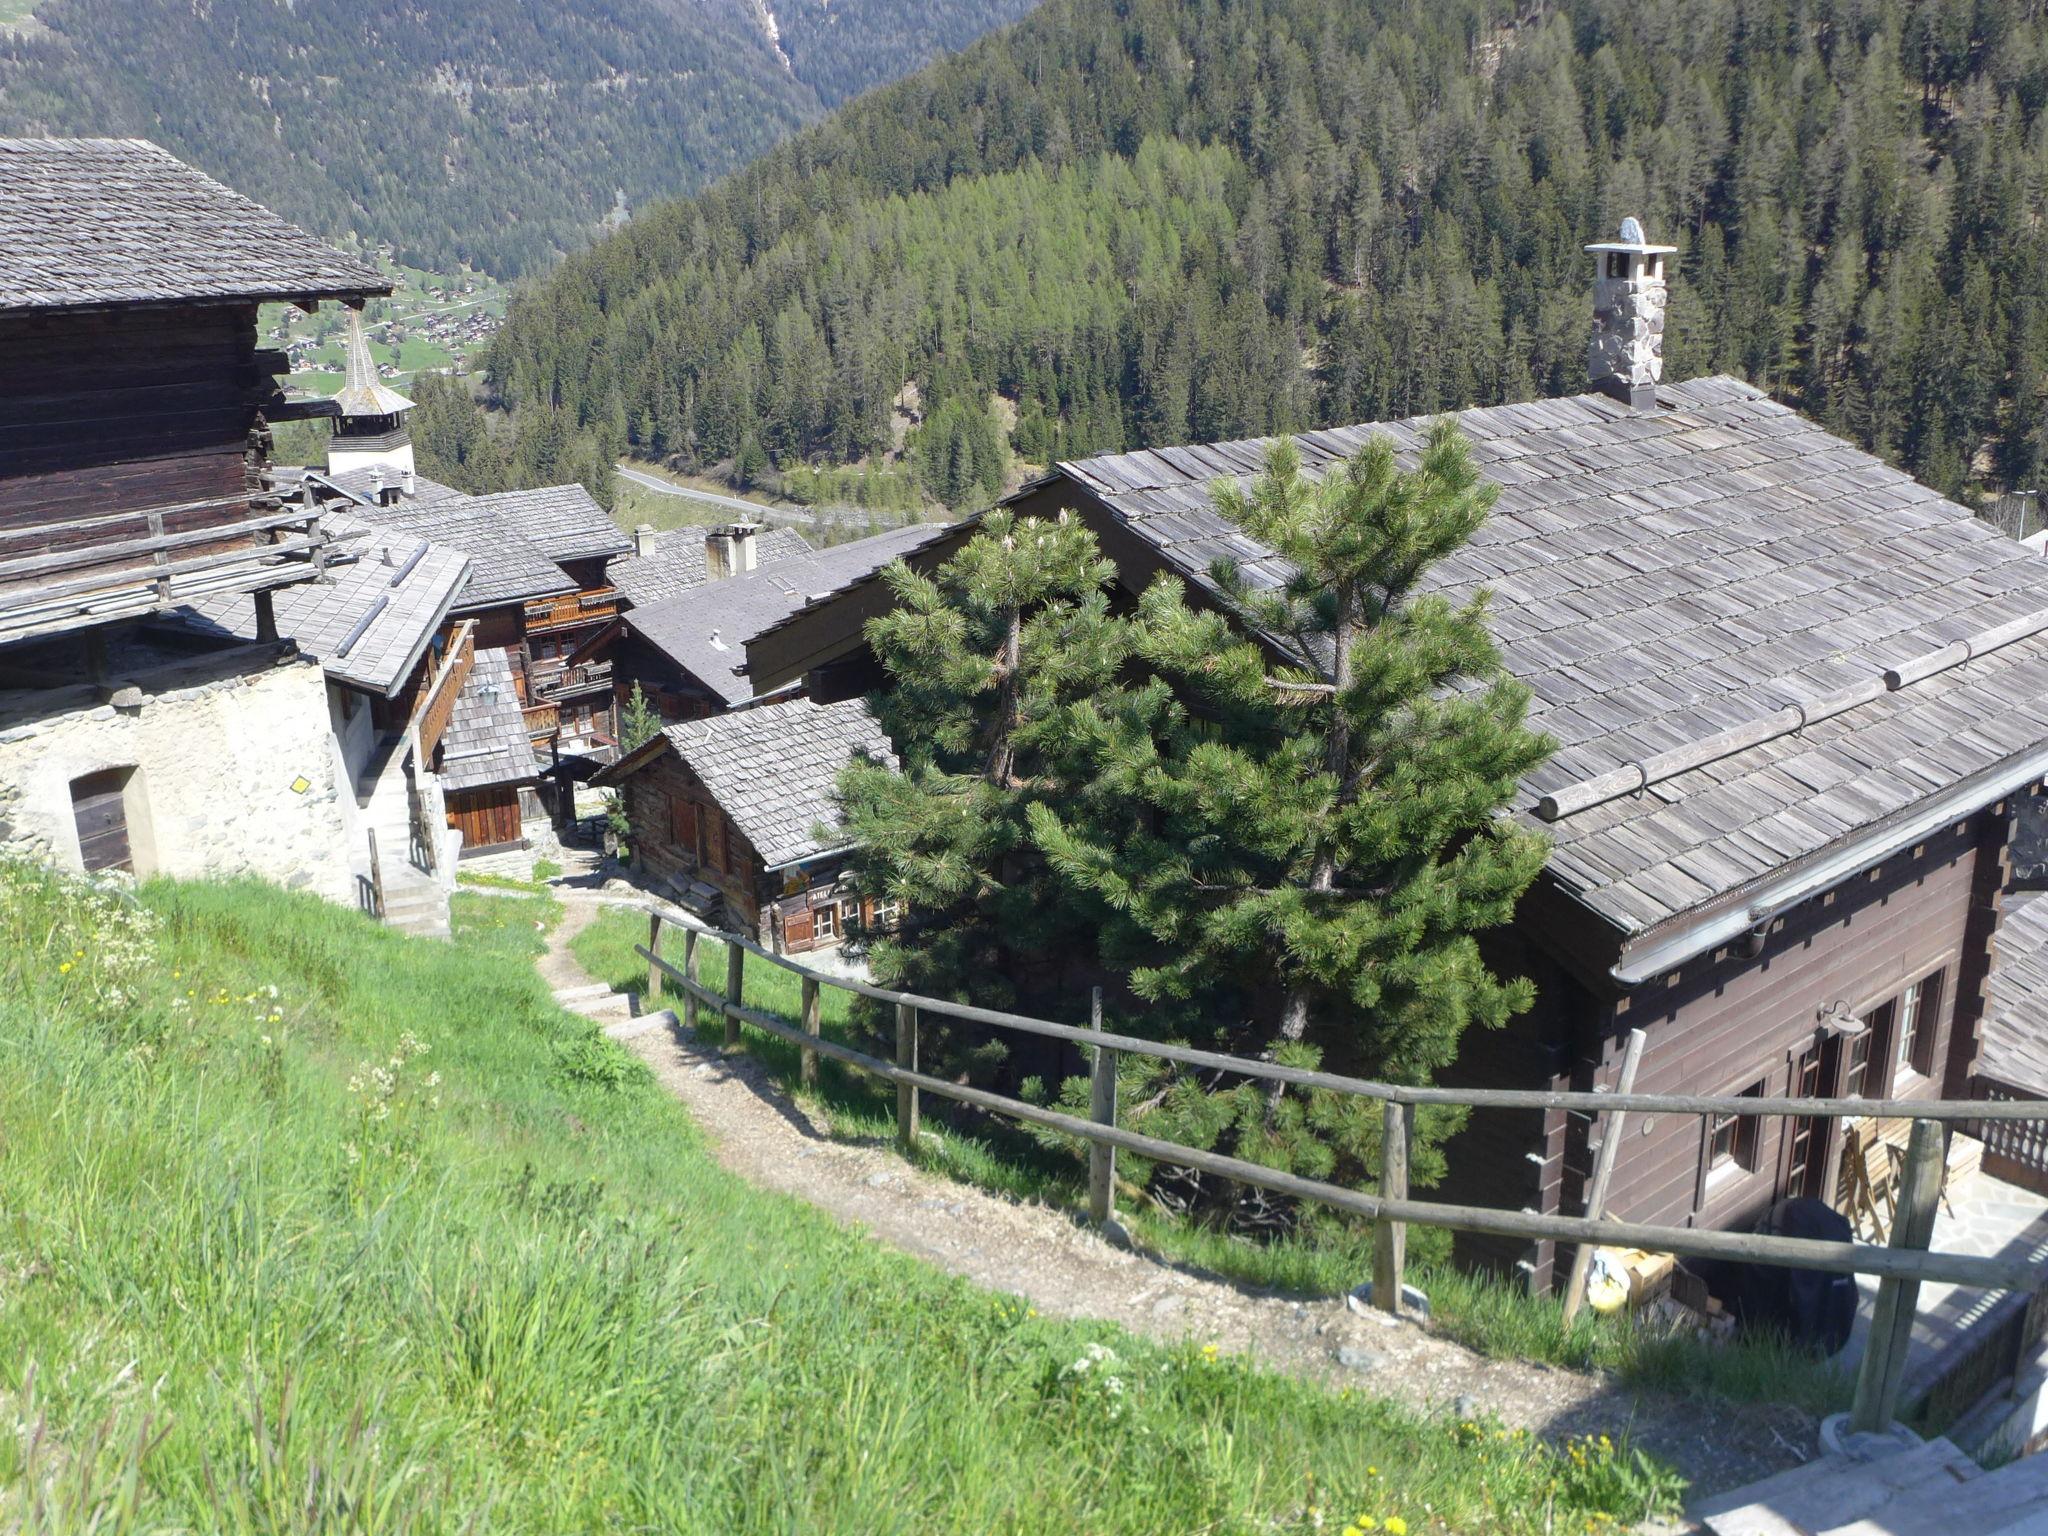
top-left (573, 906), bottom-right (1850, 1419)
top-left (0, 866), bottom-right (1676, 1532)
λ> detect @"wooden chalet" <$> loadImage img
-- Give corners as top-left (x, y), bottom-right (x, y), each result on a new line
top-left (741, 220), bottom-right (2048, 1292)
top-left (0, 137), bottom-right (385, 645)
top-left (593, 695), bottom-right (897, 952)
top-left (614, 521), bottom-right (950, 721)
top-left (371, 483), bottom-right (631, 766)
top-left (0, 138), bottom-right (396, 900)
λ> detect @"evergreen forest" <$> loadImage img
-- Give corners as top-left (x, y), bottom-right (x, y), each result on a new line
top-left (0, 0), bottom-right (1036, 276)
top-left (490, 0), bottom-right (2048, 506)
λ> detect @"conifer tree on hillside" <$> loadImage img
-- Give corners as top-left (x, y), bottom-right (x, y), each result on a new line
top-left (1030, 423), bottom-right (1553, 1197)
top-left (835, 512), bottom-right (1133, 1041)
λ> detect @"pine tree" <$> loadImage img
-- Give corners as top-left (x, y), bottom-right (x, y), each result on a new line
top-left (1030, 422), bottom-right (1554, 1195)
top-left (620, 683), bottom-right (662, 753)
top-left (836, 510), bottom-right (1132, 1034)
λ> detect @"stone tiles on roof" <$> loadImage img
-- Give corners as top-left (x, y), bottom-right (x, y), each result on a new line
top-left (655, 696), bottom-right (898, 868)
top-left (0, 138), bottom-right (386, 312)
top-left (1983, 892), bottom-right (2048, 1098)
top-left (439, 647), bottom-right (539, 791)
top-left (458, 485), bottom-right (633, 565)
top-left (626, 523), bottom-right (953, 706)
top-left (1056, 375), bottom-right (2048, 938)
top-left (182, 511), bottom-right (470, 696)
top-left (368, 497), bottom-right (579, 610)
top-left (610, 526), bottom-right (813, 607)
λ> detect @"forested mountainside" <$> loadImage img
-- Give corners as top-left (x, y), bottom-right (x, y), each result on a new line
top-left (491, 0), bottom-right (2048, 505)
top-left (0, 0), bottom-right (1038, 277)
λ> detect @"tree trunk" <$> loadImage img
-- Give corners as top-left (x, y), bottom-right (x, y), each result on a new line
top-left (986, 601), bottom-right (1022, 787)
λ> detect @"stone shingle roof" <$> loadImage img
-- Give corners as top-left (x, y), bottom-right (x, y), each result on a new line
top-left (0, 138), bottom-right (386, 312)
top-left (625, 523), bottom-right (954, 706)
top-left (459, 486), bottom-right (632, 565)
top-left (439, 647), bottom-right (539, 791)
top-left (369, 498), bottom-right (578, 610)
top-left (641, 696), bottom-right (897, 868)
top-left (1984, 893), bottom-right (2048, 1098)
top-left (610, 525), bottom-right (813, 607)
top-left (1056, 376), bottom-right (2048, 939)
top-left (181, 512), bottom-right (470, 696)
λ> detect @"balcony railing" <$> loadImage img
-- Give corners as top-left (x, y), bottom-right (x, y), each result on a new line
top-left (525, 585), bottom-right (619, 634)
top-left (529, 657), bottom-right (614, 701)
top-left (522, 702), bottom-right (560, 739)
top-left (413, 619), bottom-right (476, 763)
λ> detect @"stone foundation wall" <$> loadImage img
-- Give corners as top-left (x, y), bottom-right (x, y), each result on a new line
top-left (0, 649), bottom-right (356, 904)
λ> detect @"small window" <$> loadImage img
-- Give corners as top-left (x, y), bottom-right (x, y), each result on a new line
top-left (1606, 251), bottom-right (1626, 279)
top-left (1648, 254), bottom-right (1664, 280)
top-left (1707, 1082), bottom-right (1765, 1175)
top-left (813, 902), bottom-right (838, 940)
top-left (1895, 970), bottom-right (1944, 1080)
top-left (1846, 1001), bottom-right (1892, 1098)
top-left (70, 768), bottom-right (135, 874)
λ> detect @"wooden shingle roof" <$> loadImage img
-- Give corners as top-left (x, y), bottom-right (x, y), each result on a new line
top-left (440, 647), bottom-right (539, 791)
top-left (609, 696), bottom-right (898, 868)
top-left (626, 523), bottom-right (953, 706)
top-left (1058, 376), bottom-right (2048, 942)
top-left (0, 138), bottom-right (386, 313)
top-left (611, 526), bottom-right (813, 607)
top-left (180, 512), bottom-right (470, 696)
top-left (1983, 892), bottom-right (2048, 1098)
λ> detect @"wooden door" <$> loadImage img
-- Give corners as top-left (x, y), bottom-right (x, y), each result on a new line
top-left (69, 769), bottom-right (132, 874)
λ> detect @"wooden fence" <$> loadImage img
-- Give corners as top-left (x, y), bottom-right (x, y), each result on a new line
top-left (634, 907), bottom-right (2048, 1435)
top-left (1973, 1072), bottom-right (2048, 1195)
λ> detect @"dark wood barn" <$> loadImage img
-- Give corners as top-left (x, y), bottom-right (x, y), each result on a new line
top-left (595, 695), bottom-right (898, 953)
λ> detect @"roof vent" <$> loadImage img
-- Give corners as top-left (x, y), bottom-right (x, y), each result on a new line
top-left (635, 523), bottom-right (657, 559)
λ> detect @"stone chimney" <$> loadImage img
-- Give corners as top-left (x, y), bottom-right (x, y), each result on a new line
top-left (705, 527), bottom-right (735, 582)
top-left (401, 468), bottom-right (417, 499)
top-left (731, 520), bottom-right (760, 574)
top-left (634, 523), bottom-right (657, 559)
top-left (1585, 216), bottom-right (1676, 409)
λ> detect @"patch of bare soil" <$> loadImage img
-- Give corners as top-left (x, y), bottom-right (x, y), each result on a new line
top-left (548, 896), bottom-right (1810, 1501)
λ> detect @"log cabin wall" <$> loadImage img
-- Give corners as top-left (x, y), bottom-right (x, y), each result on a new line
top-left (619, 750), bottom-right (762, 933)
top-left (1441, 814), bottom-right (2004, 1290)
top-left (445, 787), bottom-right (524, 854)
top-left (0, 304), bottom-right (281, 623)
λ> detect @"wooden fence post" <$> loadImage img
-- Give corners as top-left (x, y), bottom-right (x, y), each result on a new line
top-left (1850, 1117), bottom-right (1947, 1434)
top-left (724, 941), bottom-right (743, 1051)
top-left (1562, 1027), bottom-right (1648, 1324)
top-left (645, 911), bottom-right (664, 1004)
top-left (895, 1002), bottom-right (919, 1151)
top-left (1374, 1099), bottom-right (1410, 1314)
top-left (1087, 986), bottom-right (1118, 1228)
top-left (800, 975), bottom-right (821, 1089)
top-left (681, 930), bottom-right (699, 1033)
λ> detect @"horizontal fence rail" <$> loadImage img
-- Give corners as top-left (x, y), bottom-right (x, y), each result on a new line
top-left (640, 907), bottom-right (2043, 1125)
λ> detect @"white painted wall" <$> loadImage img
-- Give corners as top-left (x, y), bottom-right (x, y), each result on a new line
top-left (0, 653), bottom-right (356, 904)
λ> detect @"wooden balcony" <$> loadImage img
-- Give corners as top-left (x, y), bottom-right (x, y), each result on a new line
top-left (412, 618), bottom-right (476, 763)
top-left (521, 702), bottom-right (560, 739)
top-left (528, 656), bottom-right (614, 702)
top-left (524, 585), bottom-right (619, 635)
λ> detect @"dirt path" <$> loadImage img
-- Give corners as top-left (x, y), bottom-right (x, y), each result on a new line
top-left (541, 891), bottom-right (1810, 1500)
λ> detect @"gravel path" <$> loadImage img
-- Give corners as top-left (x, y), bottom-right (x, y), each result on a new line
top-left (541, 891), bottom-right (1811, 1501)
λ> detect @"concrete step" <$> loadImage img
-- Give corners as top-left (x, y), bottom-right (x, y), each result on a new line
top-left (1821, 1449), bottom-right (2048, 1536)
top-left (564, 992), bottom-right (632, 1021)
top-left (1695, 1437), bottom-right (1981, 1536)
top-left (604, 1009), bottom-right (677, 1041)
top-left (551, 980), bottom-right (614, 1004)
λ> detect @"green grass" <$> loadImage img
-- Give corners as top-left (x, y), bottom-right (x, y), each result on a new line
top-left (0, 862), bottom-right (1684, 1532)
top-left (573, 905), bottom-right (1853, 1421)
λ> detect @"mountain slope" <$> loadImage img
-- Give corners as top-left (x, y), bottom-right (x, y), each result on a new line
top-left (489, 0), bottom-right (2048, 505)
top-left (0, 0), bottom-right (1039, 276)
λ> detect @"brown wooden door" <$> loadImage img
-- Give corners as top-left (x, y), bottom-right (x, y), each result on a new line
top-left (69, 769), bottom-right (132, 874)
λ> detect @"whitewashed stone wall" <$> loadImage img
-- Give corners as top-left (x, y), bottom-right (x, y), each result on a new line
top-left (0, 651), bottom-right (357, 904)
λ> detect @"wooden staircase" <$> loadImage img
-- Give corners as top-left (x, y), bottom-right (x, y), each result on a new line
top-left (1691, 1434), bottom-right (2048, 1535)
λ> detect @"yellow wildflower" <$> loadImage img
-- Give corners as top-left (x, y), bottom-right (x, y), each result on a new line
top-left (1385, 1519), bottom-right (1407, 1536)
top-left (58, 961), bottom-right (71, 973)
